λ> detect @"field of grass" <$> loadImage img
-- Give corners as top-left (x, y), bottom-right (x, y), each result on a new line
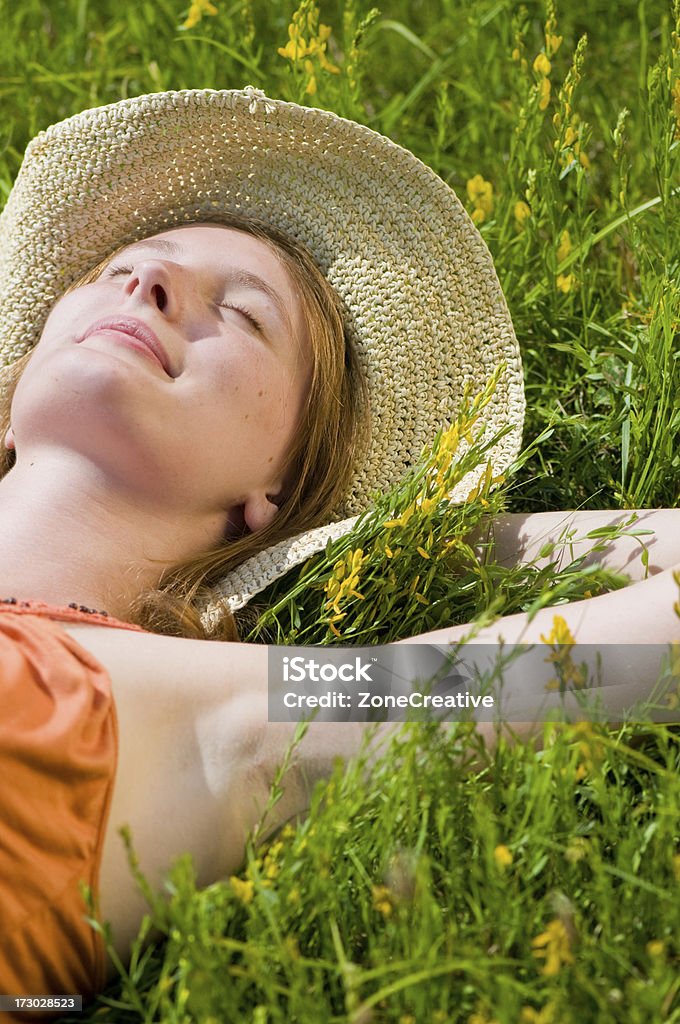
top-left (1, 0), bottom-right (679, 1020)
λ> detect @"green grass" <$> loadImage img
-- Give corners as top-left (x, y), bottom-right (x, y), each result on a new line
top-left (81, 722), bottom-right (680, 1023)
top-left (2, 0), bottom-right (679, 1019)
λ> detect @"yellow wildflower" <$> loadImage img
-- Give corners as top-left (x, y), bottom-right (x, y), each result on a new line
top-left (384, 503), bottom-right (415, 529)
top-left (556, 273), bottom-right (575, 293)
top-left (324, 548), bottom-right (368, 615)
top-left (538, 77), bottom-right (551, 111)
top-left (540, 614), bottom-right (575, 647)
top-left (544, 10), bottom-right (563, 57)
top-left (647, 939), bottom-right (665, 957)
top-left (371, 884), bottom-right (393, 916)
top-left (541, 614), bottom-right (586, 690)
top-left (304, 60), bottom-right (317, 96)
top-left (533, 53), bottom-right (552, 76)
top-left (288, 886), bottom-right (300, 905)
top-left (546, 33), bottom-right (563, 55)
top-left (181, 0), bottom-right (217, 29)
top-left (494, 844), bottom-right (513, 869)
top-left (440, 420), bottom-right (462, 454)
top-left (313, 23), bottom-right (339, 72)
top-left (262, 841), bottom-right (282, 880)
top-left (563, 125), bottom-right (577, 147)
top-left (314, 42), bottom-right (339, 73)
top-left (514, 200), bottom-right (531, 228)
top-left (466, 174), bottom-right (494, 219)
top-left (278, 21), bottom-right (307, 60)
top-left (229, 875), bottom-right (254, 904)
top-left (531, 918), bottom-right (575, 975)
top-left (466, 174), bottom-right (493, 211)
top-left (277, 1), bottom-right (340, 90)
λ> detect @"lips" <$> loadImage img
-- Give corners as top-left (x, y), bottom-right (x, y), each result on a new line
top-left (79, 317), bottom-right (175, 377)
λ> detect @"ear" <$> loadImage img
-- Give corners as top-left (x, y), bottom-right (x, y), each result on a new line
top-left (3, 426), bottom-right (15, 451)
top-left (241, 490), bottom-right (284, 534)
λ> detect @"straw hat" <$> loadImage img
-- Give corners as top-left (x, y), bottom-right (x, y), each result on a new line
top-left (0, 87), bottom-right (525, 614)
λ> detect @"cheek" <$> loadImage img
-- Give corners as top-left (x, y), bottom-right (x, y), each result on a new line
top-left (257, 375), bottom-right (304, 442)
top-left (40, 290), bottom-right (92, 343)
top-left (221, 356), bottom-right (300, 431)
top-left (239, 388), bottom-right (295, 454)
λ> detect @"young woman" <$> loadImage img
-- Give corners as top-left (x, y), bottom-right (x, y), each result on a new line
top-left (0, 88), bottom-right (677, 1007)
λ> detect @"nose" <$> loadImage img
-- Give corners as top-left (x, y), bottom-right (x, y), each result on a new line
top-left (123, 260), bottom-right (182, 319)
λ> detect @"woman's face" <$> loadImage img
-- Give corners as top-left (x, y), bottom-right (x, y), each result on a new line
top-left (10, 224), bottom-right (312, 535)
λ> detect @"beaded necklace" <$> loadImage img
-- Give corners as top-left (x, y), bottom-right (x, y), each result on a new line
top-left (0, 597), bottom-right (146, 631)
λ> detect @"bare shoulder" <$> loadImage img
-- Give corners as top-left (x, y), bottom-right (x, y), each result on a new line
top-left (62, 623), bottom-right (269, 705)
top-left (60, 625), bottom-right (274, 957)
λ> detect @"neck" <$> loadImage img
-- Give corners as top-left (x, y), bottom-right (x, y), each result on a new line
top-left (0, 453), bottom-right (226, 620)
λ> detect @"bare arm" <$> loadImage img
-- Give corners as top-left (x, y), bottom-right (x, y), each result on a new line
top-left (476, 508), bottom-right (680, 579)
top-left (61, 508), bottom-right (680, 961)
top-left (399, 557), bottom-right (680, 743)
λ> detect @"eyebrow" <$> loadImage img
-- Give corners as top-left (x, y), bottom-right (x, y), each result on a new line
top-left (122, 238), bottom-right (293, 333)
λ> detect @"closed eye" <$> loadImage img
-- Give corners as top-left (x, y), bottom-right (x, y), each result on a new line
top-left (217, 302), bottom-right (263, 332)
top-left (104, 262), bottom-right (263, 333)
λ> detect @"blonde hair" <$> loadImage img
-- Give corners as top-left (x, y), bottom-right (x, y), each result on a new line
top-left (0, 215), bottom-right (369, 639)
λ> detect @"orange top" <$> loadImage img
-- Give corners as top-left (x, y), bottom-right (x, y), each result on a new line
top-left (0, 602), bottom-right (145, 1019)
